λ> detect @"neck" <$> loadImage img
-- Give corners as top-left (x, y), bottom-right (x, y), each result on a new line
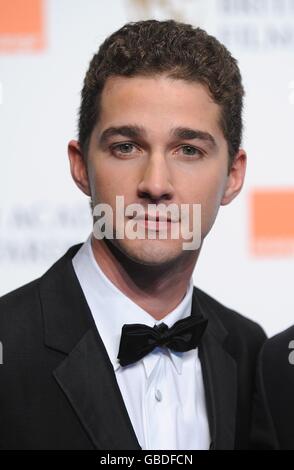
top-left (90, 235), bottom-right (201, 321)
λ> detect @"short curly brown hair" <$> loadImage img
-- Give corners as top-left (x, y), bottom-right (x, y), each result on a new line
top-left (78, 19), bottom-right (244, 167)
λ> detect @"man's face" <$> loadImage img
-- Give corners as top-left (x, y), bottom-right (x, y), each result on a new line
top-left (70, 74), bottom-right (246, 266)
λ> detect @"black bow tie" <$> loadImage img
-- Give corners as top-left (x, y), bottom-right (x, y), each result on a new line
top-left (117, 314), bottom-right (208, 367)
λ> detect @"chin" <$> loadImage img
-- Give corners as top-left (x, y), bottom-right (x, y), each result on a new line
top-left (114, 238), bottom-right (185, 267)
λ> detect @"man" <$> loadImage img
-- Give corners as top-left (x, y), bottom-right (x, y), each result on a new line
top-left (250, 326), bottom-right (294, 450)
top-left (0, 19), bottom-right (266, 450)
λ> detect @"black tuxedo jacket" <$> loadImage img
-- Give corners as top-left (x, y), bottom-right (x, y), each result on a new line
top-left (0, 243), bottom-right (266, 450)
top-left (251, 326), bottom-right (294, 450)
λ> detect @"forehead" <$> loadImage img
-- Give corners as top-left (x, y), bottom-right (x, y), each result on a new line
top-left (97, 74), bottom-right (223, 140)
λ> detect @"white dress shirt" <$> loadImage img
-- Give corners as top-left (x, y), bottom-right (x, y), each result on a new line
top-left (72, 234), bottom-right (210, 450)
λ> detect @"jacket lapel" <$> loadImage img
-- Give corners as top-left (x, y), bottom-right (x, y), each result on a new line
top-left (192, 289), bottom-right (238, 450)
top-left (53, 329), bottom-right (141, 449)
top-left (39, 243), bottom-right (141, 450)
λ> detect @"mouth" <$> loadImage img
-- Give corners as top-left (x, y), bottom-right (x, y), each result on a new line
top-left (129, 211), bottom-right (179, 222)
top-left (128, 212), bottom-right (179, 232)
top-left (144, 214), bottom-right (171, 222)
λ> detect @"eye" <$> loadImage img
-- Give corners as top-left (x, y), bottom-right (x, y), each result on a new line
top-left (111, 142), bottom-right (137, 155)
top-left (179, 145), bottom-right (204, 157)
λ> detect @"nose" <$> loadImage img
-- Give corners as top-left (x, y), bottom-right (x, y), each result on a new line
top-left (137, 154), bottom-right (174, 203)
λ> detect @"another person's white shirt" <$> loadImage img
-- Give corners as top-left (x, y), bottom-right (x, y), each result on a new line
top-left (72, 235), bottom-right (210, 450)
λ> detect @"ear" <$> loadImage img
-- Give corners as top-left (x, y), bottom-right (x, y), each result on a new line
top-left (68, 139), bottom-right (91, 196)
top-left (221, 149), bottom-right (247, 206)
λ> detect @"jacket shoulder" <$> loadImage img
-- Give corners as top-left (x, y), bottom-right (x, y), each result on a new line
top-left (0, 243), bottom-right (82, 317)
top-left (0, 277), bottom-right (42, 339)
top-left (194, 286), bottom-right (266, 344)
top-left (0, 278), bottom-right (41, 315)
top-left (0, 278), bottom-right (44, 364)
top-left (261, 325), bottom-right (294, 364)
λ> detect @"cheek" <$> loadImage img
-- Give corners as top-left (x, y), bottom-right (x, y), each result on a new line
top-left (183, 167), bottom-right (226, 204)
top-left (182, 169), bottom-right (227, 232)
top-left (90, 165), bottom-right (135, 204)
top-left (203, 179), bottom-right (226, 208)
top-left (200, 189), bottom-right (222, 231)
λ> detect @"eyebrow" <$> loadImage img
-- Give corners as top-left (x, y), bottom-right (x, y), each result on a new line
top-left (98, 125), bottom-right (217, 149)
top-left (171, 126), bottom-right (217, 149)
top-left (99, 125), bottom-right (147, 146)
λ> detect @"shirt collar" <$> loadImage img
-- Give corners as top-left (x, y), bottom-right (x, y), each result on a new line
top-left (72, 234), bottom-right (194, 377)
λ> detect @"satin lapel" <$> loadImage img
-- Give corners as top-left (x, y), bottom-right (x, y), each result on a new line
top-left (53, 328), bottom-right (141, 450)
top-left (39, 243), bottom-right (141, 450)
top-left (192, 289), bottom-right (237, 450)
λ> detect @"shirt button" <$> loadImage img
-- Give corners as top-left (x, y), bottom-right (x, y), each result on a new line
top-left (155, 389), bottom-right (162, 402)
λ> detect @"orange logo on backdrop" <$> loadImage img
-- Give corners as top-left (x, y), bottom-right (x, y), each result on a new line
top-left (0, 0), bottom-right (45, 53)
top-left (251, 190), bottom-right (294, 256)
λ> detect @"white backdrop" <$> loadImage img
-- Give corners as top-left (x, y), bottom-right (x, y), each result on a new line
top-left (0, 0), bottom-right (293, 337)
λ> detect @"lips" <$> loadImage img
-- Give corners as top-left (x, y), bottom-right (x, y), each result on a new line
top-left (129, 212), bottom-right (179, 223)
top-left (144, 214), bottom-right (172, 222)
